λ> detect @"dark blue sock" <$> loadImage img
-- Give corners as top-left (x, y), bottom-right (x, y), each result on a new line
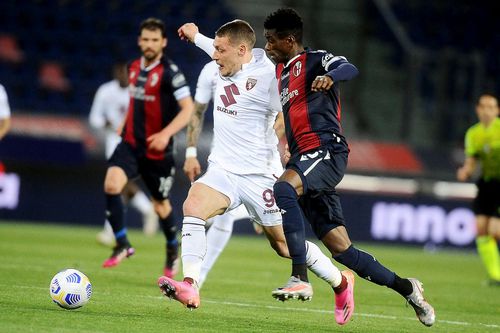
top-left (334, 245), bottom-right (396, 287)
top-left (273, 181), bottom-right (307, 270)
top-left (106, 194), bottom-right (128, 246)
top-left (161, 211), bottom-right (179, 268)
top-left (160, 211), bottom-right (178, 246)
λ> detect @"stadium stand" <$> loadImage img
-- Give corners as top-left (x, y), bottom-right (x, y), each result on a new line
top-left (0, 0), bottom-right (233, 115)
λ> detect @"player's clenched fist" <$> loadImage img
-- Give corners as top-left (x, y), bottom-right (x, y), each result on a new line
top-left (178, 23), bottom-right (199, 43)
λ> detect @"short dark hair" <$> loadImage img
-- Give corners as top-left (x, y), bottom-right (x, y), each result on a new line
top-left (216, 19), bottom-right (256, 48)
top-left (264, 8), bottom-right (303, 43)
top-left (140, 17), bottom-right (166, 38)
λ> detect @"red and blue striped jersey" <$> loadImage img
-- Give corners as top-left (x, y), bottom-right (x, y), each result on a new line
top-left (123, 56), bottom-right (190, 160)
top-left (276, 49), bottom-right (357, 156)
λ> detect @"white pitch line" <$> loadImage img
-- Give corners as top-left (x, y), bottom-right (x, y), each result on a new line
top-left (7, 284), bottom-right (499, 330)
top-left (201, 299), bottom-right (499, 329)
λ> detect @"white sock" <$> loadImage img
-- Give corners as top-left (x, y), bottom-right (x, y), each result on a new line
top-left (181, 217), bottom-right (207, 285)
top-left (104, 220), bottom-right (113, 233)
top-left (306, 241), bottom-right (342, 287)
top-left (199, 213), bottom-right (235, 288)
top-left (130, 191), bottom-right (152, 215)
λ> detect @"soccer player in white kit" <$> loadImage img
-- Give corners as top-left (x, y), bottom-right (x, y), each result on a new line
top-left (0, 84), bottom-right (11, 140)
top-left (158, 20), bottom-right (347, 310)
top-left (89, 63), bottom-right (158, 244)
top-left (188, 60), bottom-right (263, 289)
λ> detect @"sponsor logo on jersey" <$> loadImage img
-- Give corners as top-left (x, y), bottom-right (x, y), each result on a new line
top-left (279, 87), bottom-right (299, 106)
top-left (292, 61), bottom-right (302, 77)
top-left (280, 71), bottom-right (289, 80)
top-left (246, 78), bottom-right (257, 91)
top-left (216, 105), bottom-right (238, 117)
top-left (129, 84), bottom-right (156, 102)
top-left (150, 73), bottom-right (159, 87)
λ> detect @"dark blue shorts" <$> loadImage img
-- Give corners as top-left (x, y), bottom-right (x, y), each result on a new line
top-left (288, 141), bottom-right (348, 239)
top-left (474, 179), bottom-right (500, 218)
top-left (108, 141), bottom-right (176, 201)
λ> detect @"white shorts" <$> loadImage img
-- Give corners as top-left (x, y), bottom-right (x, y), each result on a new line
top-left (196, 162), bottom-right (283, 227)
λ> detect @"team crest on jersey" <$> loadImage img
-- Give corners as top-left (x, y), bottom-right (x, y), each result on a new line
top-left (150, 73), bottom-right (159, 87)
top-left (246, 78), bottom-right (257, 91)
top-left (293, 61), bottom-right (302, 77)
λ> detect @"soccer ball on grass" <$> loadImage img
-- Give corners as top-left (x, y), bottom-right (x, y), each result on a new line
top-left (49, 268), bottom-right (92, 309)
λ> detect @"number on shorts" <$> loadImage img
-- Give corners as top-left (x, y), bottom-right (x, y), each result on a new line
top-left (262, 189), bottom-right (275, 208)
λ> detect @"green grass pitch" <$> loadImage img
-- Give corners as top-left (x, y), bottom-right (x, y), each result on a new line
top-left (0, 222), bottom-right (499, 332)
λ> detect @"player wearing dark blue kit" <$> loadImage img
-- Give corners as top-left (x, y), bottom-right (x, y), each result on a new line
top-left (102, 18), bottom-right (194, 278)
top-left (264, 8), bottom-right (435, 327)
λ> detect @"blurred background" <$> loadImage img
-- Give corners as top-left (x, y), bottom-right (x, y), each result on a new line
top-left (0, 0), bottom-right (498, 249)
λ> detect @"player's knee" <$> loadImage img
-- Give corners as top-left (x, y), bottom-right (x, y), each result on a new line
top-left (273, 181), bottom-right (297, 209)
top-left (104, 181), bottom-right (122, 195)
top-left (154, 200), bottom-right (171, 219)
top-left (182, 196), bottom-right (204, 217)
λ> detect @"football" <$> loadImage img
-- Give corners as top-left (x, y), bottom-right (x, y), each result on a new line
top-left (49, 269), bottom-right (92, 309)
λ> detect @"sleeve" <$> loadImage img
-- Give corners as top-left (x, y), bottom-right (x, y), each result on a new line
top-left (167, 62), bottom-right (191, 101)
top-left (194, 61), bottom-right (217, 104)
top-left (194, 33), bottom-right (215, 58)
top-left (0, 85), bottom-right (11, 119)
top-left (88, 85), bottom-right (107, 129)
top-left (322, 53), bottom-right (359, 82)
top-left (464, 128), bottom-right (477, 157)
top-left (269, 77), bottom-right (282, 113)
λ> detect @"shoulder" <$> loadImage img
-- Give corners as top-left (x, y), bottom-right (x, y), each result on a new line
top-left (251, 49), bottom-right (276, 77)
top-left (161, 57), bottom-right (189, 88)
top-left (161, 57), bottom-right (184, 74)
top-left (466, 123), bottom-right (482, 136)
top-left (199, 61), bottom-right (218, 79)
top-left (203, 60), bottom-right (218, 72)
top-left (128, 58), bottom-right (141, 70)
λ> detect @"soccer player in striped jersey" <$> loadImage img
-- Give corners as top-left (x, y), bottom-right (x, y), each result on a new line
top-left (90, 62), bottom-right (159, 246)
top-left (101, 18), bottom-right (194, 279)
top-left (158, 20), bottom-right (351, 320)
top-left (264, 8), bottom-right (435, 326)
top-left (457, 94), bottom-right (500, 285)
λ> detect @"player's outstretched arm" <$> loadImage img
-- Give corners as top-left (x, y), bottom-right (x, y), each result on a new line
top-left (178, 23), bottom-right (215, 58)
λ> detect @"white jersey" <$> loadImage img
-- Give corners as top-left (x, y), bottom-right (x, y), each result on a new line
top-left (0, 84), bottom-right (11, 119)
top-left (194, 34), bottom-right (283, 175)
top-left (89, 80), bottom-right (129, 158)
top-left (194, 60), bottom-right (218, 104)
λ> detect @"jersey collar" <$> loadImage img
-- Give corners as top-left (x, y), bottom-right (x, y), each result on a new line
top-left (140, 57), bottom-right (161, 71)
top-left (284, 48), bottom-right (308, 68)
